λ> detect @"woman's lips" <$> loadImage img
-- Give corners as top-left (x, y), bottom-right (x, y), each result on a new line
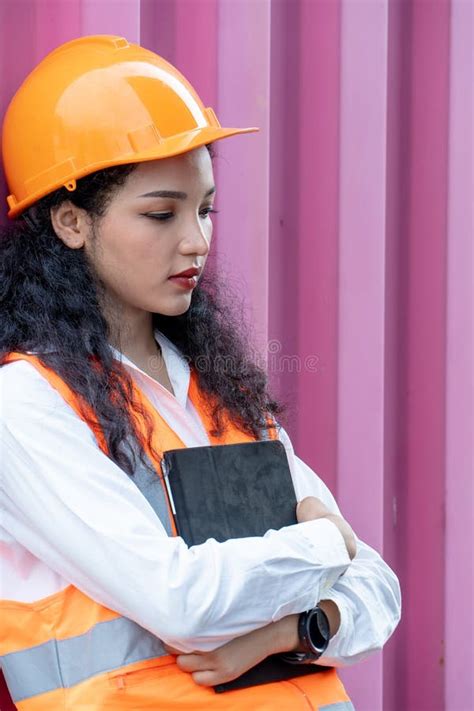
top-left (168, 265), bottom-right (201, 289)
top-left (168, 275), bottom-right (198, 289)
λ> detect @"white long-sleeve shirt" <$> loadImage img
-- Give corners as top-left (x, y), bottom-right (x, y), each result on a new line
top-left (0, 330), bottom-right (401, 663)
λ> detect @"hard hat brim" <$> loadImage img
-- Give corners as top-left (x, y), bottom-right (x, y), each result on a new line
top-left (7, 125), bottom-right (258, 219)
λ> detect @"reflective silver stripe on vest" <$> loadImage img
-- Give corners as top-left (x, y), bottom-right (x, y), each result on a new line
top-left (320, 703), bottom-right (355, 710)
top-left (1, 616), bottom-right (166, 703)
top-left (127, 437), bottom-right (174, 535)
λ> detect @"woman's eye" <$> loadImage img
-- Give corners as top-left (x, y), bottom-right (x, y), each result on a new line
top-left (145, 212), bottom-right (174, 221)
top-left (143, 208), bottom-right (218, 221)
top-left (200, 207), bottom-right (219, 218)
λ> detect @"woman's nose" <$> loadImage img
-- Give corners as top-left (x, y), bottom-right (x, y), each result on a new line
top-left (180, 219), bottom-right (211, 256)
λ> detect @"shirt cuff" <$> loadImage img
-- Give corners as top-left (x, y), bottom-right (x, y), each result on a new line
top-left (316, 590), bottom-right (353, 666)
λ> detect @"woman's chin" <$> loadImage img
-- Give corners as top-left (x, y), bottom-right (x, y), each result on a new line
top-left (150, 296), bottom-right (193, 317)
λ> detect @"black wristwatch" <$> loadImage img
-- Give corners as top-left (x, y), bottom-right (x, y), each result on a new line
top-left (281, 605), bottom-right (331, 664)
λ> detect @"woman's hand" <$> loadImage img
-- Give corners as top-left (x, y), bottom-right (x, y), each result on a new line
top-left (165, 603), bottom-right (342, 686)
top-left (163, 616), bottom-right (299, 687)
top-left (297, 496), bottom-right (357, 560)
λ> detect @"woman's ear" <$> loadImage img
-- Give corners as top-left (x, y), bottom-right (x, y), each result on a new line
top-left (50, 201), bottom-right (89, 249)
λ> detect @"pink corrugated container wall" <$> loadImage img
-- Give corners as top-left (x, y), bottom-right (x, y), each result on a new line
top-left (0, 1), bottom-right (472, 710)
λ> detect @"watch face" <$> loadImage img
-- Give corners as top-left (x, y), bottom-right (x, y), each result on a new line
top-left (308, 608), bottom-right (330, 651)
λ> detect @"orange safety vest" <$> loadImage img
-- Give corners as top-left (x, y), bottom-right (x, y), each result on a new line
top-left (1, 352), bottom-right (354, 711)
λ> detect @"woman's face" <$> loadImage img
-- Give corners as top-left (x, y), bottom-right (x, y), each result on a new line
top-left (86, 146), bottom-right (215, 317)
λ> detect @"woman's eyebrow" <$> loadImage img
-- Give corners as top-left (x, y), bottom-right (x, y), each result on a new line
top-left (137, 186), bottom-right (216, 199)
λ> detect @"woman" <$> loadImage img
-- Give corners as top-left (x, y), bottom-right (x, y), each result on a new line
top-left (0, 36), bottom-right (400, 710)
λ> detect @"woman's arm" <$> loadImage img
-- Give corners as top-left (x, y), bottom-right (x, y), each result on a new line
top-left (181, 423), bottom-right (401, 676)
top-left (163, 503), bottom-right (347, 687)
top-left (279, 426), bottom-right (402, 667)
top-left (161, 498), bottom-right (354, 686)
top-left (181, 523), bottom-right (401, 681)
top-left (167, 445), bottom-right (401, 682)
top-left (0, 361), bottom-right (351, 653)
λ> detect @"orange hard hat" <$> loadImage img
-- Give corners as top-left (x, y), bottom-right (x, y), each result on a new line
top-left (2, 35), bottom-right (257, 219)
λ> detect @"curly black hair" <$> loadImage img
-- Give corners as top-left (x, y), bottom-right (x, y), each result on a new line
top-left (0, 159), bottom-right (285, 475)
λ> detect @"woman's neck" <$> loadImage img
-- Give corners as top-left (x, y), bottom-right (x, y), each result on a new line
top-left (107, 307), bottom-right (175, 395)
top-left (105, 298), bottom-right (157, 360)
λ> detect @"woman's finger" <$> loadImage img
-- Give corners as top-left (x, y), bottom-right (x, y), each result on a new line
top-left (191, 670), bottom-right (221, 687)
top-left (176, 653), bottom-right (212, 673)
